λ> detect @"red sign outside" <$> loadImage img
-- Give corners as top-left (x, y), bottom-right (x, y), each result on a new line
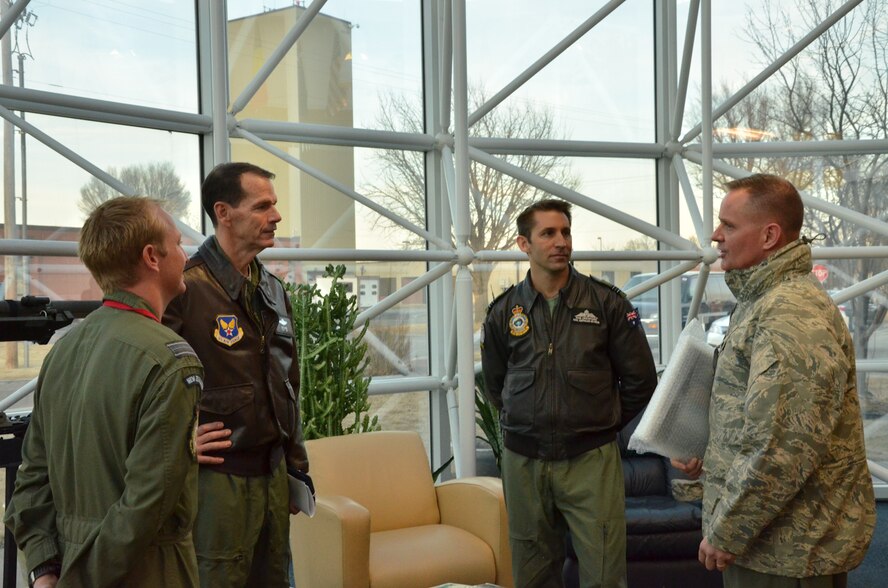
top-left (812, 264), bottom-right (829, 283)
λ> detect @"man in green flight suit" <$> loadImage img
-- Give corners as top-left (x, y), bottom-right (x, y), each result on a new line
top-left (5, 196), bottom-right (204, 587)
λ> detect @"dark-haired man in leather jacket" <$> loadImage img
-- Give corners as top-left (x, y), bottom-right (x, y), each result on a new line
top-left (482, 199), bottom-right (657, 588)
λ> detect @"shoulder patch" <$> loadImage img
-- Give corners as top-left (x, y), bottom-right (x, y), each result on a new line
top-left (486, 284), bottom-right (516, 315)
top-left (589, 274), bottom-right (628, 299)
top-left (626, 307), bottom-right (641, 328)
top-left (167, 341), bottom-right (199, 360)
top-left (184, 374), bottom-right (204, 389)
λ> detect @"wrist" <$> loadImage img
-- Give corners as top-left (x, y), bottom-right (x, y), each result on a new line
top-left (29, 560), bottom-right (61, 587)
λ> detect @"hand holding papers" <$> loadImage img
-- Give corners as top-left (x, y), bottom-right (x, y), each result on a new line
top-left (288, 468), bottom-right (316, 517)
top-left (628, 318), bottom-right (714, 461)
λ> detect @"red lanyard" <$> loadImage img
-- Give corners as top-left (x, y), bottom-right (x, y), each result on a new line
top-left (103, 299), bottom-right (160, 323)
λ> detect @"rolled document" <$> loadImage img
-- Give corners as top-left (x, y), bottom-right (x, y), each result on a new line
top-left (628, 318), bottom-right (714, 461)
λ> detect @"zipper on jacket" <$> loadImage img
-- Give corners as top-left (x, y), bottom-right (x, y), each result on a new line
top-left (547, 342), bottom-right (553, 356)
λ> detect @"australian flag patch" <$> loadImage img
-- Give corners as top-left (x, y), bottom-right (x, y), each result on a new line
top-left (214, 314), bottom-right (244, 347)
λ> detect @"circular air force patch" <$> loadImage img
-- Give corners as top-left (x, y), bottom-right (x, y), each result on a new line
top-left (509, 305), bottom-right (530, 337)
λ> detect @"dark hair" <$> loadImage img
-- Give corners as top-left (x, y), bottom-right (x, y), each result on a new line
top-left (724, 174), bottom-right (803, 237)
top-left (79, 197), bottom-right (166, 294)
top-left (516, 199), bottom-right (572, 240)
top-left (201, 162), bottom-right (275, 226)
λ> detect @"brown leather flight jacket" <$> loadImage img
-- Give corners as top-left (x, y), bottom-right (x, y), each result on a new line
top-left (164, 236), bottom-right (309, 476)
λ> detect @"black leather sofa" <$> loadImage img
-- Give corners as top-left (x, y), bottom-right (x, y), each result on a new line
top-left (562, 412), bottom-right (723, 588)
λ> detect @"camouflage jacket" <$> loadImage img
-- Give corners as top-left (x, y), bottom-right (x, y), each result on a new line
top-left (703, 240), bottom-right (875, 577)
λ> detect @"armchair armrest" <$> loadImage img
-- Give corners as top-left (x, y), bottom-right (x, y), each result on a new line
top-left (291, 494), bottom-right (371, 588)
top-left (436, 476), bottom-right (513, 588)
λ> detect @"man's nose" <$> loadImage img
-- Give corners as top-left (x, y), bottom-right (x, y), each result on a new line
top-left (270, 205), bottom-right (282, 223)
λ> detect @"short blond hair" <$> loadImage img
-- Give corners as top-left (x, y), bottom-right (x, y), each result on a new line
top-left (79, 197), bottom-right (167, 294)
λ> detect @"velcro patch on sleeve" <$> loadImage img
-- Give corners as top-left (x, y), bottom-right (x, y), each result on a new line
top-left (626, 308), bottom-right (641, 327)
top-left (167, 341), bottom-right (199, 360)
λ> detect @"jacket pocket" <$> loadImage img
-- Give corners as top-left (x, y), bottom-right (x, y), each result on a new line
top-left (502, 369), bottom-right (535, 430)
top-left (284, 378), bottom-right (297, 432)
top-left (200, 383), bottom-right (253, 416)
top-left (565, 370), bottom-right (617, 431)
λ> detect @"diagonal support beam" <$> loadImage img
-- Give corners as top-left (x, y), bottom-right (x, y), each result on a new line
top-left (468, 0), bottom-right (625, 127)
top-left (229, 0), bottom-right (328, 116)
top-left (683, 151), bottom-right (888, 239)
top-left (234, 127), bottom-right (451, 249)
top-left (680, 0), bottom-right (863, 144)
top-left (470, 146), bottom-right (695, 251)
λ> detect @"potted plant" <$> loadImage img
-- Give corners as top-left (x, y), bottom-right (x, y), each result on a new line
top-left (287, 264), bottom-right (379, 439)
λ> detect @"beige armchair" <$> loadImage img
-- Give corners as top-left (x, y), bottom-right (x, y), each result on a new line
top-left (290, 430), bottom-right (512, 588)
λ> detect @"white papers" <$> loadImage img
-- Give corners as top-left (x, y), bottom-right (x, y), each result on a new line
top-left (289, 473), bottom-right (316, 517)
top-left (628, 318), bottom-right (714, 461)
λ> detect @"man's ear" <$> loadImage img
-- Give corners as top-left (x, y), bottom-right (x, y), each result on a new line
top-left (214, 201), bottom-right (230, 226)
top-left (762, 222), bottom-right (783, 252)
top-left (142, 243), bottom-right (161, 273)
top-left (517, 235), bottom-right (530, 254)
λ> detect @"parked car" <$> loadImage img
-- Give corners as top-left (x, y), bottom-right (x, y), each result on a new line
top-left (708, 288), bottom-right (851, 347)
top-left (706, 314), bottom-right (730, 346)
top-left (622, 271), bottom-right (736, 332)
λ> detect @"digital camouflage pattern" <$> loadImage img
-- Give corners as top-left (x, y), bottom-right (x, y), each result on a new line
top-left (703, 240), bottom-right (875, 577)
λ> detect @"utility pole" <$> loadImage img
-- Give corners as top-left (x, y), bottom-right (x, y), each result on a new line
top-left (13, 8), bottom-right (35, 367)
top-left (2, 0), bottom-right (18, 369)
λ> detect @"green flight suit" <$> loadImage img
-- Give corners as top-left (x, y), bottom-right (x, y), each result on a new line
top-left (4, 290), bottom-right (204, 587)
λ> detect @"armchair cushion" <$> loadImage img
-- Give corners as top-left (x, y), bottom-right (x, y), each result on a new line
top-left (370, 525), bottom-right (494, 587)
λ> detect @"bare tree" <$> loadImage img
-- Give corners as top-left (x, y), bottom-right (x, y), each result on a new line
top-left (705, 0), bottom-right (888, 365)
top-left (366, 87), bottom-right (580, 318)
top-left (79, 161), bottom-right (191, 220)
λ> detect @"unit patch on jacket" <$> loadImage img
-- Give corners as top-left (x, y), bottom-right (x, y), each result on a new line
top-left (509, 305), bottom-right (530, 337)
top-left (214, 314), bottom-right (244, 346)
top-left (626, 308), bottom-right (641, 328)
top-left (275, 317), bottom-right (292, 337)
top-left (572, 309), bottom-right (600, 325)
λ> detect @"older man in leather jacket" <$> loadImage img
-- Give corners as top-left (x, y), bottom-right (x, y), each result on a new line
top-left (482, 199), bottom-right (657, 588)
top-left (164, 162), bottom-right (308, 588)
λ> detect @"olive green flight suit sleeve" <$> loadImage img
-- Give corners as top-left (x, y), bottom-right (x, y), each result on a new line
top-left (60, 365), bottom-right (201, 586)
top-left (4, 371), bottom-right (61, 572)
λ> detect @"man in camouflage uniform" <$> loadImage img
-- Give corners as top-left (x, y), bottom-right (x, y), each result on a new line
top-left (676, 174), bottom-right (875, 587)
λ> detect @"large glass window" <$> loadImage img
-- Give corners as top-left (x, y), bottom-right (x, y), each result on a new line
top-left (14, 0), bottom-right (198, 111)
top-left (467, 0), bottom-right (654, 142)
top-left (1, 0), bottom-right (887, 486)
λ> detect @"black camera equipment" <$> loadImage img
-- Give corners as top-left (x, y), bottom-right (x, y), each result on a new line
top-left (0, 296), bottom-right (100, 344)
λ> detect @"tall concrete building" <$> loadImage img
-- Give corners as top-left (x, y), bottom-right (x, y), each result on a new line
top-left (229, 6), bottom-right (355, 253)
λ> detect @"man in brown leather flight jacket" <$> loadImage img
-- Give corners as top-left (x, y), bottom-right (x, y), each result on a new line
top-left (164, 162), bottom-right (308, 588)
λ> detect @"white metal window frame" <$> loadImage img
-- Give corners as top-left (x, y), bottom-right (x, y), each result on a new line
top-left (0, 0), bottom-right (886, 491)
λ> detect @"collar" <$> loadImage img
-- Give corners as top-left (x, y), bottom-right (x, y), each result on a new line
top-left (514, 266), bottom-right (579, 310)
top-left (197, 236), bottom-right (266, 300)
top-left (725, 239), bottom-right (812, 301)
top-left (104, 290), bottom-right (160, 321)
